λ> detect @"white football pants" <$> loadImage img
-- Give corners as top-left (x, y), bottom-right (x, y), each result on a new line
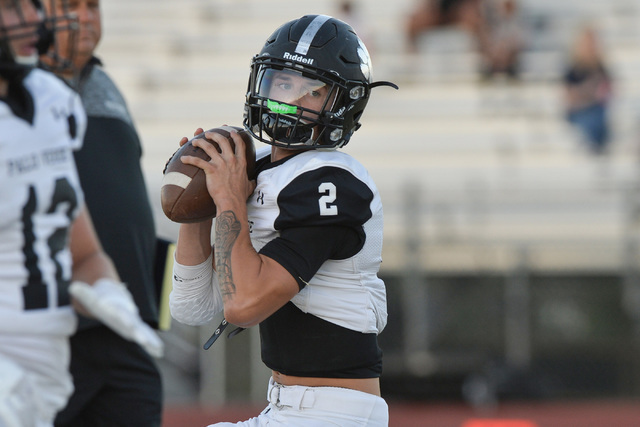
top-left (0, 334), bottom-right (73, 427)
top-left (210, 377), bottom-right (389, 426)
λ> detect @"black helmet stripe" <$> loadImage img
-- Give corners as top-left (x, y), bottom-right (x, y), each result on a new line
top-left (294, 15), bottom-right (331, 55)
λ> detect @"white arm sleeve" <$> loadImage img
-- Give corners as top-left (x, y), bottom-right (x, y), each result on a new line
top-left (169, 252), bottom-right (223, 325)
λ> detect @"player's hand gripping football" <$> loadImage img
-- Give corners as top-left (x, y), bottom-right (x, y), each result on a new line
top-left (181, 127), bottom-right (256, 210)
top-left (178, 127), bottom-right (205, 146)
top-left (69, 279), bottom-right (164, 358)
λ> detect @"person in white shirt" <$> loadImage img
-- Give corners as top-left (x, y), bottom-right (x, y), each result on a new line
top-left (0, 1), bottom-right (162, 425)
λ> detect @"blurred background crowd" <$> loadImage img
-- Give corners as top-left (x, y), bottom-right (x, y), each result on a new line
top-left (96, 0), bottom-right (640, 416)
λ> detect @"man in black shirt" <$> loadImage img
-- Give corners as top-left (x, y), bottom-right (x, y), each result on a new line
top-left (42, 1), bottom-right (163, 426)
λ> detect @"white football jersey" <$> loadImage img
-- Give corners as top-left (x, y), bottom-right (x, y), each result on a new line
top-left (248, 147), bottom-right (388, 334)
top-left (0, 69), bottom-right (87, 336)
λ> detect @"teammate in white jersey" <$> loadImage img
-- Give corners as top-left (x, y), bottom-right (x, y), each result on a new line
top-left (0, 1), bottom-right (162, 425)
top-left (169, 15), bottom-right (397, 426)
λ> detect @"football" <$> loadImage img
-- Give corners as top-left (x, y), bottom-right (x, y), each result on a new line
top-left (161, 126), bottom-right (256, 223)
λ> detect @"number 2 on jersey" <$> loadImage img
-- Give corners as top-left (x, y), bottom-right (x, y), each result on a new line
top-left (318, 182), bottom-right (338, 216)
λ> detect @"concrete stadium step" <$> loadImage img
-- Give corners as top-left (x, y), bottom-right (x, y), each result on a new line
top-left (96, 0), bottom-right (640, 274)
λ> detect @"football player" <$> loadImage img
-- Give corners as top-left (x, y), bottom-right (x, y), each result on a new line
top-left (0, 1), bottom-right (162, 425)
top-left (169, 15), bottom-right (397, 426)
top-left (39, 0), bottom-right (164, 425)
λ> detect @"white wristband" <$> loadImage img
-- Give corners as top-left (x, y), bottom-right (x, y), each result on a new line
top-left (169, 252), bottom-right (223, 325)
top-left (172, 252), bottom-right (214, 284)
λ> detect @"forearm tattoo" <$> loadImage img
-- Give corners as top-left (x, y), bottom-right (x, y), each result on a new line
top-left (215, 211), bottom-right (242, 301)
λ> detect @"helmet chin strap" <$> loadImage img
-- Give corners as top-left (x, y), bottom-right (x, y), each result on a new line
top-left (262, 112), bottom-right (315, 146)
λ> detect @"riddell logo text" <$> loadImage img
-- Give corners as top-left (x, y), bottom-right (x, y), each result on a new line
top-left (283, 52), bottom-right (314, 65)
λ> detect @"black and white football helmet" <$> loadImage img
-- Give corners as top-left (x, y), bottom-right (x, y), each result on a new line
top-left (0, 0), bottom-right (76, 79)
top-left (244, 14), bottom-right (398, 150)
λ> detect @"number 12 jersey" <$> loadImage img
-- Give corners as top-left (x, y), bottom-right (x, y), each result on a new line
top-left (0, 69), bottom-right (87, 336)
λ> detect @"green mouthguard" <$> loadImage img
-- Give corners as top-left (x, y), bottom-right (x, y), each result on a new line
top-left (267, 100), bottom-right (298, 114)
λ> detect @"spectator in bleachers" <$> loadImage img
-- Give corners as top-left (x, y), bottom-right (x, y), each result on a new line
top-left (562, 25), bottom-right (613, 155)
top-left (405, 0), bottom-right (487, 54)
top-left (406, 0), bottom-right (525, 82)
top-left (479, 0), bottom-right (526, 81)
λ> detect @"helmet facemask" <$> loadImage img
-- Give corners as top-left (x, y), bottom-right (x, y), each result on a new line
top-left (0, 0), bottom-right (42, 69)
top-left (243, 14), bottom-right (397, 151)
top-left (0, 0), bottom-right (77, 77)
top-left (38, 0), bottom-right (78, 74)
top-left (246, 62), bottom-right (350, 150)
